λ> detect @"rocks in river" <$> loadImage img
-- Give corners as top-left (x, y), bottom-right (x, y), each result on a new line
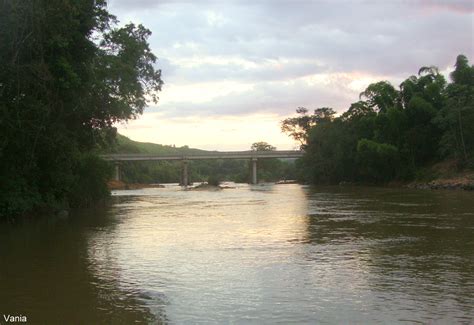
top-left (276, 180), bottom-right (298, 185)
top-left (185, 182), bottom-right (237, 190)
top-left (218, 184), bottom-right (236, 189)
top-left (187, 183), bottom-right (222, 191)
top-left (407, 179), bottom-right (474, 191)
top-left (107, 180), bottom-right (165, 190)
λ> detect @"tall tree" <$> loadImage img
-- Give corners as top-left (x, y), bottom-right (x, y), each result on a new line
top-left (436, 55), bottom-right (474, 163)
top-left (282, 55), bottom-right (473, 185)
top-left (359, 81), bottom-right (399, 113)
top-left (0, 0), bottom-right (163, 217)
top-left (281, 107), bottom-right (335, 148)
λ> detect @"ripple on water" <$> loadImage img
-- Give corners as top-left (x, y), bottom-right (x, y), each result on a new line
top-left (1, 184), bottom-right (472, 323)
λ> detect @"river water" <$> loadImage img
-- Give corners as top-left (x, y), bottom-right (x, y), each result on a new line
top-left (1, 184), bottom-right (473, 324)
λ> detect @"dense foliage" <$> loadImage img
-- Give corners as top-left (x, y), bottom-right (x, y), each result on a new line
top-left (0, 0), bottom-right (163, 217)
top-left (282, 55), bottom-right (474, 184)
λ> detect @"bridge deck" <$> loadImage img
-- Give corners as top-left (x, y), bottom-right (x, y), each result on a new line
top-left (101, 150), bottom-right (304, 161)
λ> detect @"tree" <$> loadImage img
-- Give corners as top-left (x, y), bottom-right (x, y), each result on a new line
top-left (281, 107), bottom-right (335, 148)
top-left (359, 81), bottom-right (399, 112)
top-left (302, 118), bottom-right (356, 183)
top-left (399, 68), bottom-right (446, 111)
top-left (341, 101), bottom-right (375, 122)
top-left (251, 142), bottom-right (276, 151)
top-left (281, 54), bottom-right (472, 185)
top-left (434, 54), bottom-right (474, 164)
top-left (450, 54), bottom-right (474, 86)
top-left (356, 139), bottom-right (399, 183)
top-left (0, 0), bottom-right (163, 217)
top-left (280, 107), bottom-right (315, 146)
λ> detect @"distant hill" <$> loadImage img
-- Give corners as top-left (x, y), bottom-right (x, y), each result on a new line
top-left (104, 134), bottom-right (210, 155)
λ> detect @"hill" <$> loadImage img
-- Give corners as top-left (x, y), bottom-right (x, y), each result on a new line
top-left (104, 134), bottom-right (209, 155)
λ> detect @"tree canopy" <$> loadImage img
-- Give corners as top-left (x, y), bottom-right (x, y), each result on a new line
top-left (282, 54), bottom-right (474, 184)
top-left (0, 0), bottom-right (163, 217)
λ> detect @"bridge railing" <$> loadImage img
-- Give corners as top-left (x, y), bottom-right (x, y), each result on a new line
top-left (101, 150), bottom-right (304, 161)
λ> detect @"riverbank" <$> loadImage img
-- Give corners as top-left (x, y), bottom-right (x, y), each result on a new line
top-left (406, 160), bottom-right (474, 191)
top-left (407, 174), bottom-right (474, 190)
top-left (107, 181), bottom-right (233, 191)
top-left (107, 180), bottom-right (165, 190)
top-left (107, 162), bottom-right (474, 192)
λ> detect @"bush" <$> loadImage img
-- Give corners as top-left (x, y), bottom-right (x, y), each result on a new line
top-left (357, 139), bottom-right (399, 183)
top-left (207, 175), bottom-right (221, 186)
top-left (68, 153), bottom-right (112, 208)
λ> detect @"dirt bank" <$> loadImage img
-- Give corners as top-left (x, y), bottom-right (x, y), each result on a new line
top-left (407, 160), bottom-right (474, 191)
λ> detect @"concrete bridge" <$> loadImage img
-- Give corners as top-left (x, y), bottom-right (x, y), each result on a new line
top-left (101, 150), bottom-right (304, 185)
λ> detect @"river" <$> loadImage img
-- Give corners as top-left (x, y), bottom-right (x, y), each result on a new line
top-left (1, 184), bottom-right (473, 323)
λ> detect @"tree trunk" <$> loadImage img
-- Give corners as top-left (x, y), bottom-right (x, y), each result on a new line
top-left (458, 104), bottom-right (468, 161)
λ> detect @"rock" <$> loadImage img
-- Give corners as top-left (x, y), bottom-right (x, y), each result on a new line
top-left (187, 184), bottom-right (222, 191)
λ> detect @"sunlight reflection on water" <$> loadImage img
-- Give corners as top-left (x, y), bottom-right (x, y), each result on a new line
top-left (91, 184), bottom-right (474, 323)
top-left (1, 184), bottom-right (473, 323)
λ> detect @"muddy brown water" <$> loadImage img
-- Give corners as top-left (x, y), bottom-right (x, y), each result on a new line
top-left (1, 184), bottom-right (473, 323)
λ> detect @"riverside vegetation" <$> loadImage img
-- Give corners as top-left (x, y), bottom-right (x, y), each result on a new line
top-left (281, 55), bottom-right (474, 188)
top-left (0, 1), bottom-right (163, 218)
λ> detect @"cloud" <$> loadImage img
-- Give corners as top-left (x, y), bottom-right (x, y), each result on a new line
top-left (109, 0), bottom-right (473, 147)
top-left (420, 0), bottom-right (474, 14)
top-left (119, 0), bottom-right (472, 79)
top-left (145, 72), bottom-right (375, 118)
top-left (161, 57), bottom-right (325, 84)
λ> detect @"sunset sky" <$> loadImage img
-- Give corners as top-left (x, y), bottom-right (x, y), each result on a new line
top-left (108, 0), bottom-right (473, 151)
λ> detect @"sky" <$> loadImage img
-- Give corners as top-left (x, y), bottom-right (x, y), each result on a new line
top-left (108, 0), bottom-right (473, 151)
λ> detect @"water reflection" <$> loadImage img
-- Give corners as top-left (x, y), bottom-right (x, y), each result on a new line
top-left (302, 186), bottom-right (474, 322)
top-left (0, 207), bottom-right (162, 324)
top-left (1, 184), bottom-right (473, 323)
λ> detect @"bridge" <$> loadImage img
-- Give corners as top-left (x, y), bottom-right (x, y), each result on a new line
top-left (101, 150), bottom-right (304, 185)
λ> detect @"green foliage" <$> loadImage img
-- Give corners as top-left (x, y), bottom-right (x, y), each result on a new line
top-left (404, 96), bottom-right (440, 165)
top-left (251, 142), bottom-right (276, 151)
top-left (280, 107), bottom-right (335, 147)
top-left (359, 81), bottom-right (398, 112)
top-left (302, 119), bottom-right (356, 184)
top-left (68, 153), bottom-right (112, 208)
top-left (207, 175), bottom-right (221, 186)
top-left (356, 139), bottom-right (399, 183)
top-left (435, 56), bottom-right (474, 164)
top-left (0, 1), bottom-right (162, 218)
top-left (283, 54), bottom-right (474, 185)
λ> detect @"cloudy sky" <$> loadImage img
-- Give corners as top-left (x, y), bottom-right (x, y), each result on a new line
top-left (108, 0), bottom-right (473, 150)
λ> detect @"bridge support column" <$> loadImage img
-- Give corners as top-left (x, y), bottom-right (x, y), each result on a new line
top-left (251, 158), bottom-right (257, 184)
top-left (114, 162), bottom-right (120, 181)
top-left (182, 160), bottom-right (189, 186)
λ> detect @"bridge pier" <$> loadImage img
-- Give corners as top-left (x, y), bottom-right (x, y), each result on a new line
top-left (114, 162), bottom-right (120, 181)
top-left (181, 160), bottom-right (189, 186)
top-left (251, 158), bottom-right (257, 184)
